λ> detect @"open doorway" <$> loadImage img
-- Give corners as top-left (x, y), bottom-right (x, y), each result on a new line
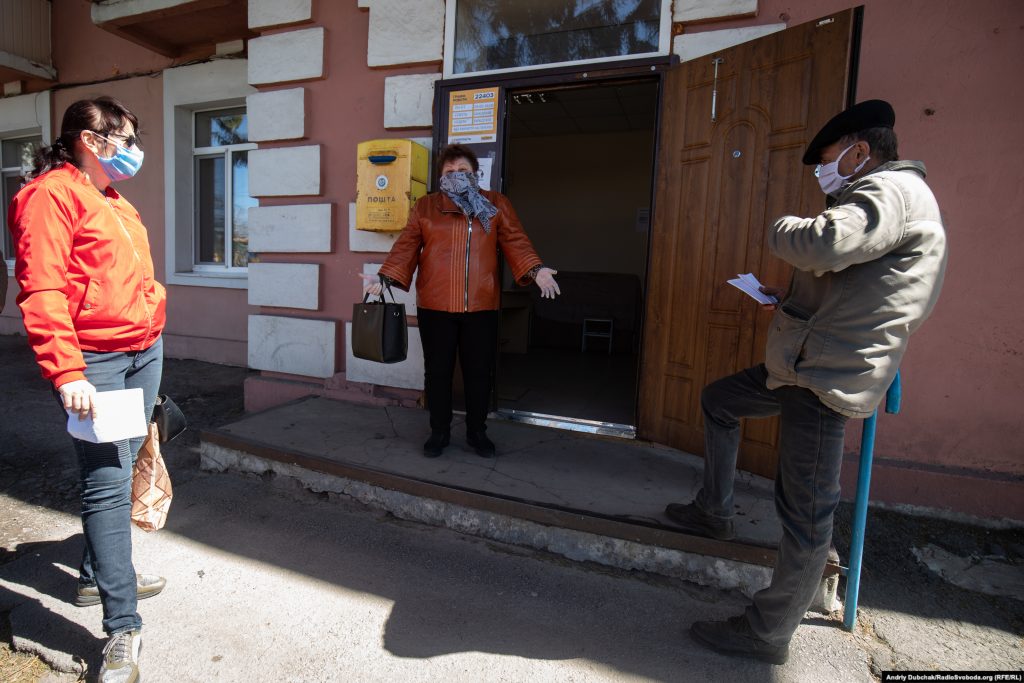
top-left (496, 79), bottom-right (659, 434)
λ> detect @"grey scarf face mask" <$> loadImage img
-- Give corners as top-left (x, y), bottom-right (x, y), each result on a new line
top-left (439, 171), bottom-right (497, 233)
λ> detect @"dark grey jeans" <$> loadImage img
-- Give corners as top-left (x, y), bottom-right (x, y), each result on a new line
top-left (58, 337), bottom-right (163, 635)
top-left (696, 364), bottom-right (848, 647)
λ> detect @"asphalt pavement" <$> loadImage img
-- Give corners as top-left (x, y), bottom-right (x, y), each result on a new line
top-left (0, 333), bottom-right (1021, 682)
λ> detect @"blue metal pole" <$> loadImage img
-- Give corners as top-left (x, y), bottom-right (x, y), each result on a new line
top-left (843, 409), bottom-right (876, 631)
top-left (843, 371), bottom-right (901, 631)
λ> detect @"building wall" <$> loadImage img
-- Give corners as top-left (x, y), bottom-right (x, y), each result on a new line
top-left (3, 0), bottom-right (253, 365)
top-left (242, 0), bottom-right (438, 408)
top-left (51, 0), bottom-right (173, 85)
top-left (5, 0), bottom-right (1019, 520)
top-left (683, 0), bottom-right (1024, 517)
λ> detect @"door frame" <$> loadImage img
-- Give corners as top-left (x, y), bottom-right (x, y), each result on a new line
top-left (431, 56), bottom-right (674, 192)
top-left (431, 57), bottom-right (674, 437)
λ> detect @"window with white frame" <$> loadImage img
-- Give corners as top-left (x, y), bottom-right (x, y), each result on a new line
top-left (192, 106), bottom-right (257, 270)
top-left (2, 135), bottom-right (41, 260)
top-left (164, 59), bottom-right (255, 289)
top-left (444, 0), bottom-right (672, 78)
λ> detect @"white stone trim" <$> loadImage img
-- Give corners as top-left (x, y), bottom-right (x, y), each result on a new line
top-left (249, 314), bottom-right (336, 378)
top-left (363, 263), bottom-right (417, 314)
top-left (215, 39), bottom-right (245, 56)
top-left (248, 0), bottom-right (312, 29)
top-left (163, 59), bottom-right (255, 289)
top-left (673, 24), bottom-right (787, 63)
top-left (344, 321), bottom-right (424, 390)
top-left (365, 0), bottom-right (444, 68)
top-left (384, 73), bottom-right (441, 129)
top-left (248, 145), bottom-right (321, 197)
top-left (348, 201), bottom-right (401, 253)
top-left (248, 27), bottom-right (325, 85)
top-left (249, 204), bottom-right (333, 253)
top-left (247, 88), bottom-right (307, 142)
top-left (672, 0), bottom-right (758, 23)
top-left (248, 263), bottom-right (320, 310)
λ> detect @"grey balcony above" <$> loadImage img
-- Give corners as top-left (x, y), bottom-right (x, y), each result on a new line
top-left (0, 0), bottom-right (56, 83)
top-left (91, 0), bottom-right (252, 58)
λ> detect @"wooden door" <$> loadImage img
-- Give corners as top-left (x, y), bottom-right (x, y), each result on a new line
top-left (639, 11), bottom-right (855, 478)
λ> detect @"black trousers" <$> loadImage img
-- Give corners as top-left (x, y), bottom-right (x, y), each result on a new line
top-left (416, 308), bottom-right (500, 434)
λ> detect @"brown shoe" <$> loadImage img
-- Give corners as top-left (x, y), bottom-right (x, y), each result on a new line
top-left (76, 574), bottom-right (166, 607)
top-left (664, 502), bottom-right (735, 541)
top-left (690, 614), bottom-right (789, 665)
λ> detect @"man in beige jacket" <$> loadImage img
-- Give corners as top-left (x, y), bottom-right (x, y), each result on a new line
top-left (665, 100), bottom-right (947, 664)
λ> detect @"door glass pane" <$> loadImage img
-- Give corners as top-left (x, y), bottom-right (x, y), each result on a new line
top-left (2, 137), bottom-right (41, 169)
top-left (195, 107), bottom-right (248, 148)
top-left (196, 156), bottom-right (225, 264)
top-left (454, 0), bottom-right (662, 75)
top-left (231, 150), bottom-right (258, 267)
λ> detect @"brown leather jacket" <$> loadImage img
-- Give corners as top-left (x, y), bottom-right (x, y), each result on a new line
top-left (378, 190), bottom-right (543, 313)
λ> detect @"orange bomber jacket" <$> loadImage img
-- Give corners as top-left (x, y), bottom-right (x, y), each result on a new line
top-left (8, 164), bottom-right (167, 388)
top-left (378, 191), bottom-right (543, 313)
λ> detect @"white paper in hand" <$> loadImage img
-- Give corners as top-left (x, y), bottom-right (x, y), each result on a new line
top-left (66, 388), bottom-right (148, 444)
top-left (726, 273), bottom-right (779, 305)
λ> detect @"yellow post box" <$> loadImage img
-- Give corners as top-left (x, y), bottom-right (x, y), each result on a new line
top-left (355, 139), bottom-right (429, 232)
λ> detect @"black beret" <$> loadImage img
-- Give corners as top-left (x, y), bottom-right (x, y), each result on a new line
top-left (802, 99), bottom-right (895, 165)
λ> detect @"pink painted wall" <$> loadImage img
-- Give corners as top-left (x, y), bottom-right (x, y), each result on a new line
top-left (3, 0), bottom-right (252, 365)
top-left (22, 0), bottom-right (1018, 517)
top-left (689, 0), bottom-right (1024, 516)
top-left (251, 0), bottom-right (437, 375)
top-left (51, 0), bottom-right (180, 86)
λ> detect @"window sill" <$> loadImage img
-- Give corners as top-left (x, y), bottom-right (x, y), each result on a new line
top-left (166, 270), bottom-right (248, 290)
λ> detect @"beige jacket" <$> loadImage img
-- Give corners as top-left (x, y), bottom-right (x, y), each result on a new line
top-left (765, 160), bottom-right (948, 418)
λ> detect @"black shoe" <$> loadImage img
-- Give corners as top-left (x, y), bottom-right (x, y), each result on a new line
top-left (466, 431), bottom-right (495, 458)
top-left (690, 614), bottom-right (789, 665)
top-left (664, 502), bottom-right (735, 541)
top-left (423, 431), bottom-right (449, 458)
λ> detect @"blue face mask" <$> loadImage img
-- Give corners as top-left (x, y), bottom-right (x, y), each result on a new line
top-left (92, 132), bottom-right (144, 182)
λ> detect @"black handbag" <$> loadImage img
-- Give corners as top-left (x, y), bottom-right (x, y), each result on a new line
top-left (152, 394), bottom-right (187, 443)
top-left (352, 280), bottom-right (408, 364)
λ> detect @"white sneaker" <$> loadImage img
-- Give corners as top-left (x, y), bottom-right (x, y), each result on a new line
top-left (99, 629), bottom-right (141, 683)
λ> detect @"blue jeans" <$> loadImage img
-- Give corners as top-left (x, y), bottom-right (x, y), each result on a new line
top-left (696, 364), bottom-right (848, 647)
top-left (60, 337), bottom-right (163, 635)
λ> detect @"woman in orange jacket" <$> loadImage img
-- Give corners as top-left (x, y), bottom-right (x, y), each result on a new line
top-left (363, 144), bottom-right (559, 458)
top-left (7, 97), bottom-right (165, 682)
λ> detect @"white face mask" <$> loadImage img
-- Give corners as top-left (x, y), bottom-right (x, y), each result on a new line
top-left (815, 143), bottom-right (869, 195)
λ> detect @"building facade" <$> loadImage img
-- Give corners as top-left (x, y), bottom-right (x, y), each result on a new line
top-left (2, 0), bottom-right (1022, 521)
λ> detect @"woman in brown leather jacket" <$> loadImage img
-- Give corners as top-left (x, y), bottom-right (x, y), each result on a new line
top-left (362, 144), bottom-right (559, 458)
